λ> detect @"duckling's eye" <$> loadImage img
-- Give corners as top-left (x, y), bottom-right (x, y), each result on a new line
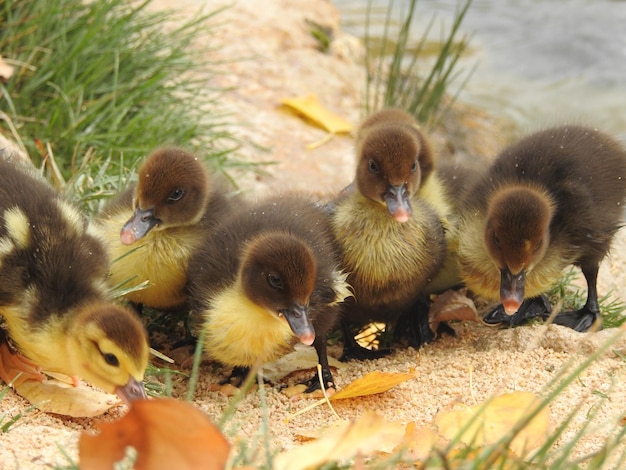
top-left (267, 273), bottom-right (283, 290)
top-left (368, 159), bottom-right (379, 174)
top-left (533, 240), bottom-right (542, 253)
top-left (493, 233), bottom-right (501, 249)
top-left (168, 188), bottom-right (184, 202)
top-left (410, 160), bottom-right (418, 172)
top-left (103, 352), bottom-right (120, 367)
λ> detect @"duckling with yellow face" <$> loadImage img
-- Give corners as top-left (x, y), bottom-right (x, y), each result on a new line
top-left (0, 150), bottom-right (149, 404)
top-left (458, 125), bottom-right (626, 331)
top-left (98, 147), bottom-right (234, 310)
top-left (187, 193), bottom-right (351, 392)
top-left (331, 108), bottom-right (448, 360)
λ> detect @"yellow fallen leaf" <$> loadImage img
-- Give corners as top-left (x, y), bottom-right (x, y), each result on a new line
top-left (393, 422), bottom-right (445, 461)
top-left (16, 379), bottom-right (119, 417)
top-left (79, 398), bottom-right (230, 470)
top-left (434, 391), bottom-right (550, 458)
top-left (281, 94), bottom-right (353, 148)
top-left (273, 412), bottom-right (404, 470)
top-left (330, 370), bottom-right (416, 401)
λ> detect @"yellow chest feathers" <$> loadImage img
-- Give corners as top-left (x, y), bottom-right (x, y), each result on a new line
top-left (332, 195), bottom-right (439, 289)
top-left (97, 213), bottom-right (202, 308)
top-left (201, 281), bottom-right (295, 367)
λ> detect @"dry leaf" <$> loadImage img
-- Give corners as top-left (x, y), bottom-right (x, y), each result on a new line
top-left (79, 398), bottom-right (230, 470)
top-left (0, 55), bottom-right (13, 83)
top-left (16, 379), bottom-right (119, 417)
top-left (280, 93), bottom-right (353, 148)
top-left (273, 412), bottom-right (404, 470)
top-left (262, 344), bottom-right (345, 383)
top-left (434, 391), bottom-right (550, 458)
top-left (329, 370), bottom-right (416, 401)
top-left (429, 287), bottom-right (480, 333)
top-left (393, 422), bottom-right (445, 461)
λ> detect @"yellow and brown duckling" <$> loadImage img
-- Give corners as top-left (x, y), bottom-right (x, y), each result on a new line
top-left (457, 125), bottom-right (626, 331)
top-left (186, 193), bottom-right (351, 392)
top-left (331, 108), bottom-right (448, 360)
top-left (0, 149), bottom-right (149, 403)
top-left (97, 147), bottom-right (235, 311)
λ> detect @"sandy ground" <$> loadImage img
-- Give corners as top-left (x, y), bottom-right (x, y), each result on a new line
top-left (1, 0), bottom-right (626, 467)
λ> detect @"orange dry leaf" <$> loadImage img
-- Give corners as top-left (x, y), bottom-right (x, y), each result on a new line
top-left (329, 370), bottom-right (416, 401)
top-left (274, 411), bottom-right (404, 470)
top-left (393, 421), bottom-right (445, 461)
top-left (434, 391), bottom-right (550, 458)
top-left (280, 94), bottom-right (353, 147)
top-left (79, 398), bottom-right (230, 470)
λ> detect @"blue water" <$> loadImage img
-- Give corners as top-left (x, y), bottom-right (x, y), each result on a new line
top-left (333, 0), bottom-right (626, 136)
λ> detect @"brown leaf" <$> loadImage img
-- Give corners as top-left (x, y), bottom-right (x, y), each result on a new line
top-left (273, 411), bottom-right (404, 470)
top-left (329, 370), bottom-right (416, 401)
top-left (429, 287), bottom-right (480, 333)
top-left (434, 391), bottom-right (550, 458)
top-left (393, 422), bottom-right (445, 461)
top-left (79, 398), bottom-right (230, 470)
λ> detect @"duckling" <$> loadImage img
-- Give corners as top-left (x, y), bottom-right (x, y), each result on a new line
top-left (331, 108), bottom-right (448, 360)
top-left (186, 193), bottom-right (351, 392)
top-left (0, 149), bottom-right (149, 403)
top-left (97, 147), bottom-right (234, 310)
top-left (457, 125), bottom-right (626, 331)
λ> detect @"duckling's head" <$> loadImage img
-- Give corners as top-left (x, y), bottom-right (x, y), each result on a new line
top-left (355, 124), bottom-right (432, 223)
top-left (120, 148), bottom-right (210, 245)
top-left (68, 302), bottom-right (150, 403)
top-left (485, 186), bottom-right (554, 314)
top-left (240, 232), bottom-right (317, 345)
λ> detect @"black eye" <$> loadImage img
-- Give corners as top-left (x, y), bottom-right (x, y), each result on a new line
top-left (368, 159), bottom-right (379, 174)
top-left (410, 160), bottom-right (418, 172)
top-left (267, 273), bottom-right (283, 289)
top-left (168, 189), bottom-right (184, 202)
top-left (493, 233), bottom-right (501, 248)
top-left (103, 353), bottom-right (120, 367)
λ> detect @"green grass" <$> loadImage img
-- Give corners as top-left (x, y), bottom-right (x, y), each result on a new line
top-left (362, 0), bottom-right (474, 126)
top-left (0, 0), bottom-right (243, 210)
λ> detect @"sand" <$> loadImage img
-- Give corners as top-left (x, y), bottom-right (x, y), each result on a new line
top-left (1, 0), bottom-right (625, 468)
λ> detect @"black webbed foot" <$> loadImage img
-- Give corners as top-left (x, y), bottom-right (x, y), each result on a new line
top-left (483, 295), bottom-right (551, 327)
top-left (393, 296), bottom-right (435, 348)
top-left (220, 366), bottom-right (250, 387)
top-left (299, 366), bottom-right (336, 394)
top-left (552, 308), bottom-right (602, 332)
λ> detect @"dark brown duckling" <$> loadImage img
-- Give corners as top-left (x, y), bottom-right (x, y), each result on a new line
top-left (457, 125), bottom-right (626, 331)
top-left (186, 193), bottom-right (351, 392)
top-left (331, 109), bottom-right (448, 360)
top-left (0, 149), bottom-right (149, 403)
top-left (97, 147), bottom-right (235, 310)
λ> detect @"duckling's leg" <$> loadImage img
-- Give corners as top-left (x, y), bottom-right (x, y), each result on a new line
top-left (220, 366), bottom-right (251, 387)
top-left (339, 320), bottom-right (391, 362)
top-left (552, 262), bottom-right (602, 332)
top-left (0, 342), bottom-right (46, 387)
top-left (300, 337), bottom-right (336, 393)
top-left (482, 295), bottom-right (552, 327)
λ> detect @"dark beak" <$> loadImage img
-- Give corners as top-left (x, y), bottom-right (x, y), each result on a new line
top-left (384, 184), bottom-right (411, 222)
top-left (281, 303), bottom-right (315, 346)
top-left (120, 208), bottom-right (159, 245)
top-left (500, 268), bottom-right (526, 315)
top-left (115, 376), bottom-right (147, 404)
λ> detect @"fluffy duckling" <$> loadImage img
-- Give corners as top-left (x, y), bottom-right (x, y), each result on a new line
top-left (98, 147), bottom-right (234, 310)
top-left (331, 109), bottom-right (448, 359)
top-left (457, 125), bottom-right (626, 331)
top-left (187, 193), bottom-right (351, 392)
top-left (0, 149), bottom-right (149, 403)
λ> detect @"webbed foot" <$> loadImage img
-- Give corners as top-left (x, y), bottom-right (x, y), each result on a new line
top-left (552, 308), bottom-right (601, 332)
top-left (483, 295), bottom-right (551, 327)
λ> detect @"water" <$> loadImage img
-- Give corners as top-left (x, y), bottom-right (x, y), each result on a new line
top-left (333, 0), bottom-right (626, 137)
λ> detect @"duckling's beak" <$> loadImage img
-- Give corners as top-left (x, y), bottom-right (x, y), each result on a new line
top-left (500, 268), bottom-right (526, 315)
top-left (281, 303), bottom-right (315, 346)
top-left (120, 208), bottom-right (160, 245)
top-left (115, 376), bottom-right (147, 404)
top-left (384, 184), bottom-right (411, 223)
